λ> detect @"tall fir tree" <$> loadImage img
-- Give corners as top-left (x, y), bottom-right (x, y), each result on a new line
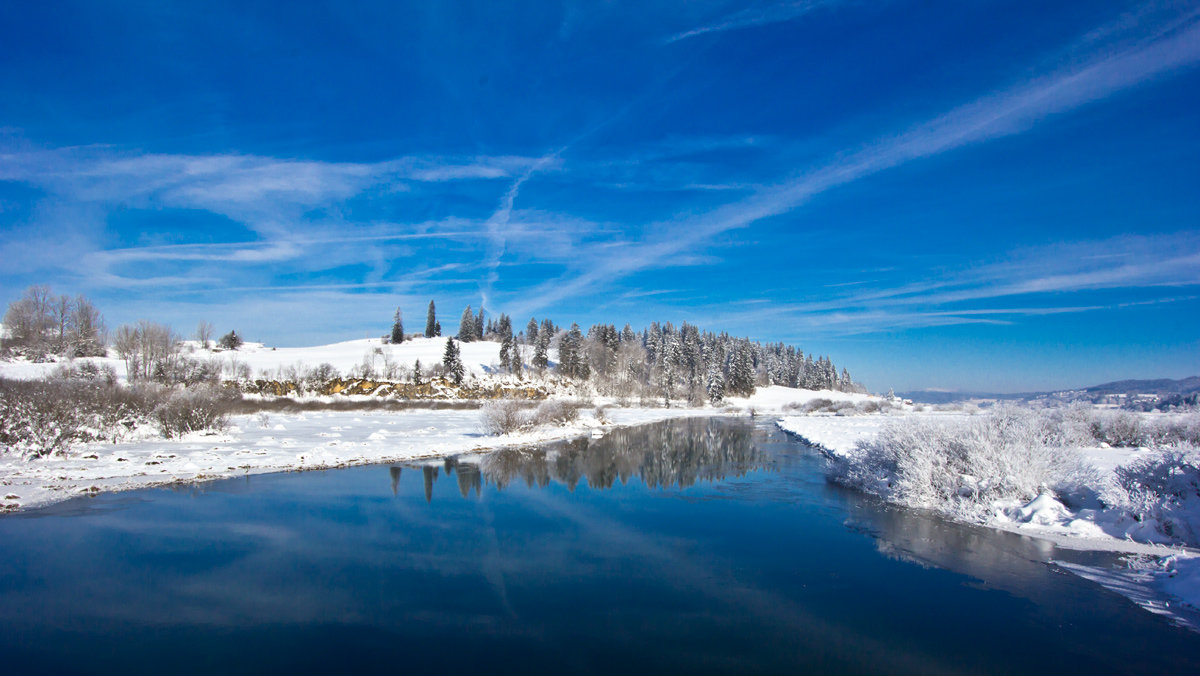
top-left (391, 308), bottom-right (404, 344)
top-left (706, 363), bottom-right (726, 404)
top-left (442, 338), bottom-right (464, 385)
top-left (458, 305), bottom-right (475, 342)
top-left (499, 333), bottom-right (514, 373)
top-left (425, 301), bottom-right (437, 337)
top-left (412, 359), bottom-right (423, 385)
top-left (533, 329), bottom-right (550, 371)
top-left (509, 342), bottom-right (523, 378)
top-left (475, 306), bottom-right (485, 341)
top-left (526, 317), bottom-right (539, 345)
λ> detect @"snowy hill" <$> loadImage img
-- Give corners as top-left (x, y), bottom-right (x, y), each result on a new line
top-left (0, 336), bottom-right (530, 383)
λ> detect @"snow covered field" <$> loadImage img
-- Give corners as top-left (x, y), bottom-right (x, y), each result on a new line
top-left (0, 337), bottom-right (510, 383)
top-left (777, 412), bottom-right (1200, 629)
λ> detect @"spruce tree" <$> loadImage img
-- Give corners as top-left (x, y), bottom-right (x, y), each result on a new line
top-left (425, 301), bottom-right (437, 337)
top-left (413, 359), bottom-right (423, 385)
top-left (533, 330), bottom-right (550, 371)
top-left (458, 306), bottom-right (475, 342)
top-left (526, 318), bottom-right (538, 345)
top-left (391, 308), bottom-right (405, 344)
top-left (509, 343), bottom-right (522, 378)
top-left (557, 326), bottom-right (577, 378)
top-left (499, 333), bottom-right (514, 373)
top-left (706, 363), bottom-right (725, 405)
top-left (442, 338), bottom-right (464, 385)
top-left (475, 307), bottom-right (485, 341)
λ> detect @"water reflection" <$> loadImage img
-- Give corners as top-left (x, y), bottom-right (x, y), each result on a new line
top-left (410, 417), bottom-right (766, 501)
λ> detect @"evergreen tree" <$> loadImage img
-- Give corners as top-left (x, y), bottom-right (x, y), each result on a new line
top-left (390, 308), bottom-right (405, 344)
top-left (526, 317), bottom-right (538, 345)
top-left (621, 323), bottom-right (636, 344)
top-left (706, 363), bottom-right (726, 404)
top-left (728, 342), bottom-right (756, 396)
top-left (458, 306), bottom-right (475, 342)
top-left (499, 333), bottom-right (514, 373)
top-left (475, 306), bottom-right (485, 340)
top-left (509, 343), bottom-right (523, 378)
top-left (413, 359), bottom-right (423, 385)
top-left (434, 320), bottom-right (442, 336)
top-left (425, 301), bottom-right (437, 337)
top-left (533, 328), bottom-right (550, 371)
top-left (442, 338), bottom-right (464, 385)
top-left (557, 325), bottom-right (577, 378)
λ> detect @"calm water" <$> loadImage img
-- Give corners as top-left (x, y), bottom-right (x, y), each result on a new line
top-left (1, 418), bottom-right (1197, 674)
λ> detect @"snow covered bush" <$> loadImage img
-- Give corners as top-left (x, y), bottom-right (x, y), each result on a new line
top-left (532, 399), bottom-right (579, 426)
top-left (832, 405), bottom-right (1097, 519)
top-left (1113, 445), bottom-right (1200, 546)
top-left (153, 385), bottom-right (234, 438)
top-left (479, 399), bottom-right (581, 435)
top-left (480, 399), bottom-right (531, 435)
top-left (0, 376), bottom-right (237, 455)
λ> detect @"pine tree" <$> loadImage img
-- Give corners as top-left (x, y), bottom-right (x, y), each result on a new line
top-left (499, 333), bottom-right (514, 373)
top-left (425, 301), bottom-right (437, 337)
top-left (509, 343), bottom-right (522, 378)
top-left (557, 325), bottom-right (577, 378)
top-left (458, 306), bottom-right (475, 342)
top-left (706, 363), bottom-right (725, 405)
top-left (729, 343), bottom-right (756, 396)
top-left (442, 338), bottom-right (464, 385)
top-left (526, 318), bottom-right (538, 345)
top-left (434, 320), bottom-right (441, 336)
top-left (391, 308), bottom-right (405, 344)
top-left (533, 329), bottom-right (550, 371)
top-left (475, 307), bottom-right (485, 341)
top-left (413, 359), bottom-right (423, 385)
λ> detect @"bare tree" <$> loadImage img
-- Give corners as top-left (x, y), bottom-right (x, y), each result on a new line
top-left (114, 321), bottom-right (179, 380)
top-left (195, 321), bottom-right (214, 350)
top-left (69, 295), bottom-right (106, 357)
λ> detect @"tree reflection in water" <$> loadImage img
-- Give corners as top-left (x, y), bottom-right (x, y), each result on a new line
top-left (409, 417), bottom-right (766, 501)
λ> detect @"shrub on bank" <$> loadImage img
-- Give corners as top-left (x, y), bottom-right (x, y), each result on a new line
top-left (831, 405), bottom-right (1097, 518)
top-left (0, 376), bottom-right (234, 458)
top-left (1114, 445), bottom-right (1200, 546)
top-left (479, 398), bottom-right (584, 436)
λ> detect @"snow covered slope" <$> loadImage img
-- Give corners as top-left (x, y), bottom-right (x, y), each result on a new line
top-left (0, 336), bottom-right (532, 383)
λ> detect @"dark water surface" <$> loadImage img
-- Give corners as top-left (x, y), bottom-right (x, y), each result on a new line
top-left (1, 418), bottom-right (1197, 674)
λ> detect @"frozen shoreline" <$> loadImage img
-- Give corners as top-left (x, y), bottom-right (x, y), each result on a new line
top-left (0, 405), bottom-right (722, 514)
top-left (776, 413), bottom-right (1200, 630)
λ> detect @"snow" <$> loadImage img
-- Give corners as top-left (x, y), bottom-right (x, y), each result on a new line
top-left (0, 406), bottom-right (709, 513)
top-left (776, 414), bottom-right (892, 457)
top-left (727, 385), bottom-right (876, 414)
top-left (776, 410), bottom-right (1200, 629)
top-left (0, 336), bottom-right (525, 383)
top-left (206, 336), bottom-right (509, 379)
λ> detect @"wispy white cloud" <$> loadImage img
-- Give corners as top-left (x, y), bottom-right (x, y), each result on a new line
top-left (513, 8), bottom-right (1200, 318)
top-left (665, 1), bottom-right (838, 43)
top-left (689, 234), bottom-right (1200, 336)
top-left (0, 146), bottom-right (542, 288)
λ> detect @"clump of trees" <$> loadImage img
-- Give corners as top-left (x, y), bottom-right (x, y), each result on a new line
top-left (218, 330), bottom-right (243, 350)
top-left (1, 285), bottom-right (107, 359)
top-left (394, 299), bottom-right (864, 404)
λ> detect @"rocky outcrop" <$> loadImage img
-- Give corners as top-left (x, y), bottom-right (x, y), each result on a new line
top-left (228, 377), bottom-right (548, 401)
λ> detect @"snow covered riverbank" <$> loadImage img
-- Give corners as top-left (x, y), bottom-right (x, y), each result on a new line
top-left (0, 406), bottom-right (716, 513)
top-left (777, 412), bottom-right (1200, 630)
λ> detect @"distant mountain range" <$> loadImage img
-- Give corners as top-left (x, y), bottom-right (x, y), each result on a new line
top-left (900, 376), bottom-right (1200, 405)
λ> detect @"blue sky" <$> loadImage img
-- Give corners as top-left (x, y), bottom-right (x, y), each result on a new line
top-left (1, 0), bottom-right (1198, 392)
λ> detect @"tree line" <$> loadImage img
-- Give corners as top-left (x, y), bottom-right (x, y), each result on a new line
top-left (421, 300), bottom-right (864, 404)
